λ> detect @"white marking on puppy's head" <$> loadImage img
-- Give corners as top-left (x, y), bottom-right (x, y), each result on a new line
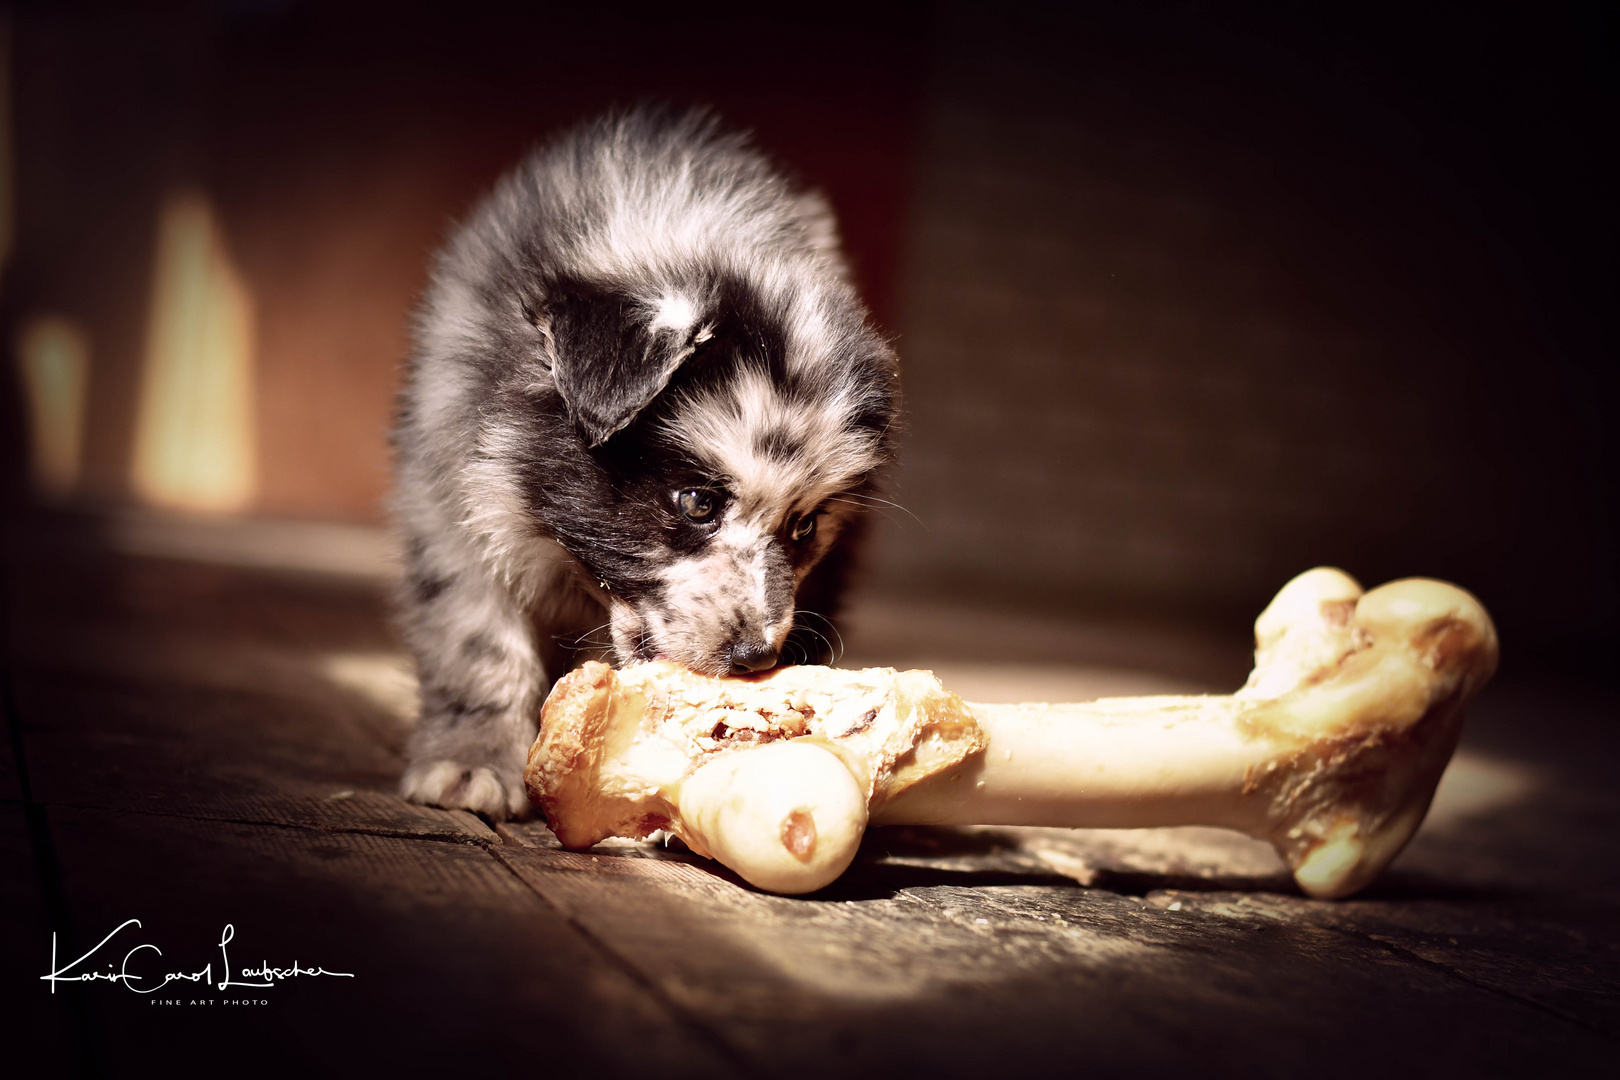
top-left (648, 292), bottom-right (697, 333)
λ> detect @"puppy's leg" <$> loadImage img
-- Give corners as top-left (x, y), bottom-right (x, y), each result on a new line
top-left (398, 533), bottom-right (545, 819)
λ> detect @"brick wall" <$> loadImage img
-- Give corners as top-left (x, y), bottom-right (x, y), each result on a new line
top-left (866, 5), bottom-right (1613, 651)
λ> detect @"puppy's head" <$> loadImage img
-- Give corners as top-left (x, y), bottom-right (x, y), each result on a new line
top-left (431, 110), bottom-right (900, 674)
top-left (531, 272), bottom-right (898, 676)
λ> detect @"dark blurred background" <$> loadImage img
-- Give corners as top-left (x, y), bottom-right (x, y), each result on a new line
top-left (2, 1), bottom-right (1614, 674)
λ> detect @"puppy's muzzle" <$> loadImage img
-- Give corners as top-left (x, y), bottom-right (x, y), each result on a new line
top-left (728, 639), bottom-right (780, 674)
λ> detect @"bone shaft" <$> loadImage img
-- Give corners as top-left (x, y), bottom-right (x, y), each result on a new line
top-left (871, 697), bottom-right (1273, 833)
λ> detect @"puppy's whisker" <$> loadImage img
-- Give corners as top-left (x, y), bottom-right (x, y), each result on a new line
top-left (558, 620), bottom-right (617, 653)
top-left (792, 633), bottom-right (825, 666)
top-left (823, 498), bottom-right (905, 528)
top-left (831, 492), bottom-right (923, 526)
top-left (791, 609), bottom-right (845, 664)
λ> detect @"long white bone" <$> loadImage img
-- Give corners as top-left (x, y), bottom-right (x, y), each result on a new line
top-left (524, 569), bottom-right (1498, 898)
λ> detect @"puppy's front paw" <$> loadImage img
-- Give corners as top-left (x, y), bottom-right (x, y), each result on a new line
top-left (401, 760), bottom-right (530, 819)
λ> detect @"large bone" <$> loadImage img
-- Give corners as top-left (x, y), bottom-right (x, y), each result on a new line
top-left (524, 569), bottom-right (1498, 898)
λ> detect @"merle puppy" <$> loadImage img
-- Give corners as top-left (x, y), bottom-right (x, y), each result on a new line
top-left (392, 109), bottom-right (901, 818)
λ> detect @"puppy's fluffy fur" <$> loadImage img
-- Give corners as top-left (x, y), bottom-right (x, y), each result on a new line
top-left (392, 109), bottom-right (900, 817)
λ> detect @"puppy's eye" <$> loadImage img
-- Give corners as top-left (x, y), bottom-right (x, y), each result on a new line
top-left (790, 514), bottom-right (817, 542)
top-left (677, 489), bottom-right (719, 522)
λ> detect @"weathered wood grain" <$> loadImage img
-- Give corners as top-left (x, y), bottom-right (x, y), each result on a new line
top-left (5, 539), bottom-right (1618, 1077)
top-left (8, 667), bottom-right (493, 844)
top-left (34, 804), bottom-right (741, 1076)
top-left (496, 825), bottom-right (1616, 1076)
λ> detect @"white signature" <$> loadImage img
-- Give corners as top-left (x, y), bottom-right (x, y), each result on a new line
top-left (41, 920), bottom-right (354, 993)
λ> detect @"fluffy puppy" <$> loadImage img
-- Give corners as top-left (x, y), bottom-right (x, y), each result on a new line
top-left (392, 109), bottom-right (900, 818)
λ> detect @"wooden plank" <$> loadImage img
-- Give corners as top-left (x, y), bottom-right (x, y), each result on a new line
top-left (9, 665), bottom-right (494, 844)
top-left (9, 541), bottom-right (1618, 1075)
top-left (1154, 887), bottom-right (1620, 1040)
top-left (2, 542), bottom-right (400, 657)
top-left (1211, 775), bottom-right (1620, 1039)
top-left (31, 805), bottom-right (742, 1076)
top-left (3, 547), bottom-right (484, 842)
top-left (495, 827), bottom-right (1616, 1076)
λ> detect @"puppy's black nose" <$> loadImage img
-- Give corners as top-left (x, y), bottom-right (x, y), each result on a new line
top-left (728, 641), bottom-right (779, 674)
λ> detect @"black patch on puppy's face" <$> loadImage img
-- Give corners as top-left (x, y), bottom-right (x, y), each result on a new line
top-left (511, 267), bottom-right (897, 674)
top-left (543, 277), bottom-right (703, 448)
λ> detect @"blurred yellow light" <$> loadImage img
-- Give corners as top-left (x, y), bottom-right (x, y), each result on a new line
top-left (132, 191), bottom-right (257, 513)
top-left (14, 315), bottom-right (90, 500)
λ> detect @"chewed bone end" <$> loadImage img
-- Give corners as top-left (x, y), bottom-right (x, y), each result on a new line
top-left (675, 741), bottom-right (867, 894)
top-left (1252, 573), bottom-right (1498, 897)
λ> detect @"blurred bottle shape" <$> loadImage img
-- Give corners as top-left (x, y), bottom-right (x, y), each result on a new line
top-left (131, 190), bottom-right (257, 514)
top-left (14, 315), bottom-right (90, 500)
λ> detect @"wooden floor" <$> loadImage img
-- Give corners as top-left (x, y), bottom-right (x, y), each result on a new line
top-left (3, 520), bottom-right (1616, 1077)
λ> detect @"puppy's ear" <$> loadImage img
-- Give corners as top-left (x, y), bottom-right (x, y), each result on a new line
top-left (543, 280), bottom-right (702, 448)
